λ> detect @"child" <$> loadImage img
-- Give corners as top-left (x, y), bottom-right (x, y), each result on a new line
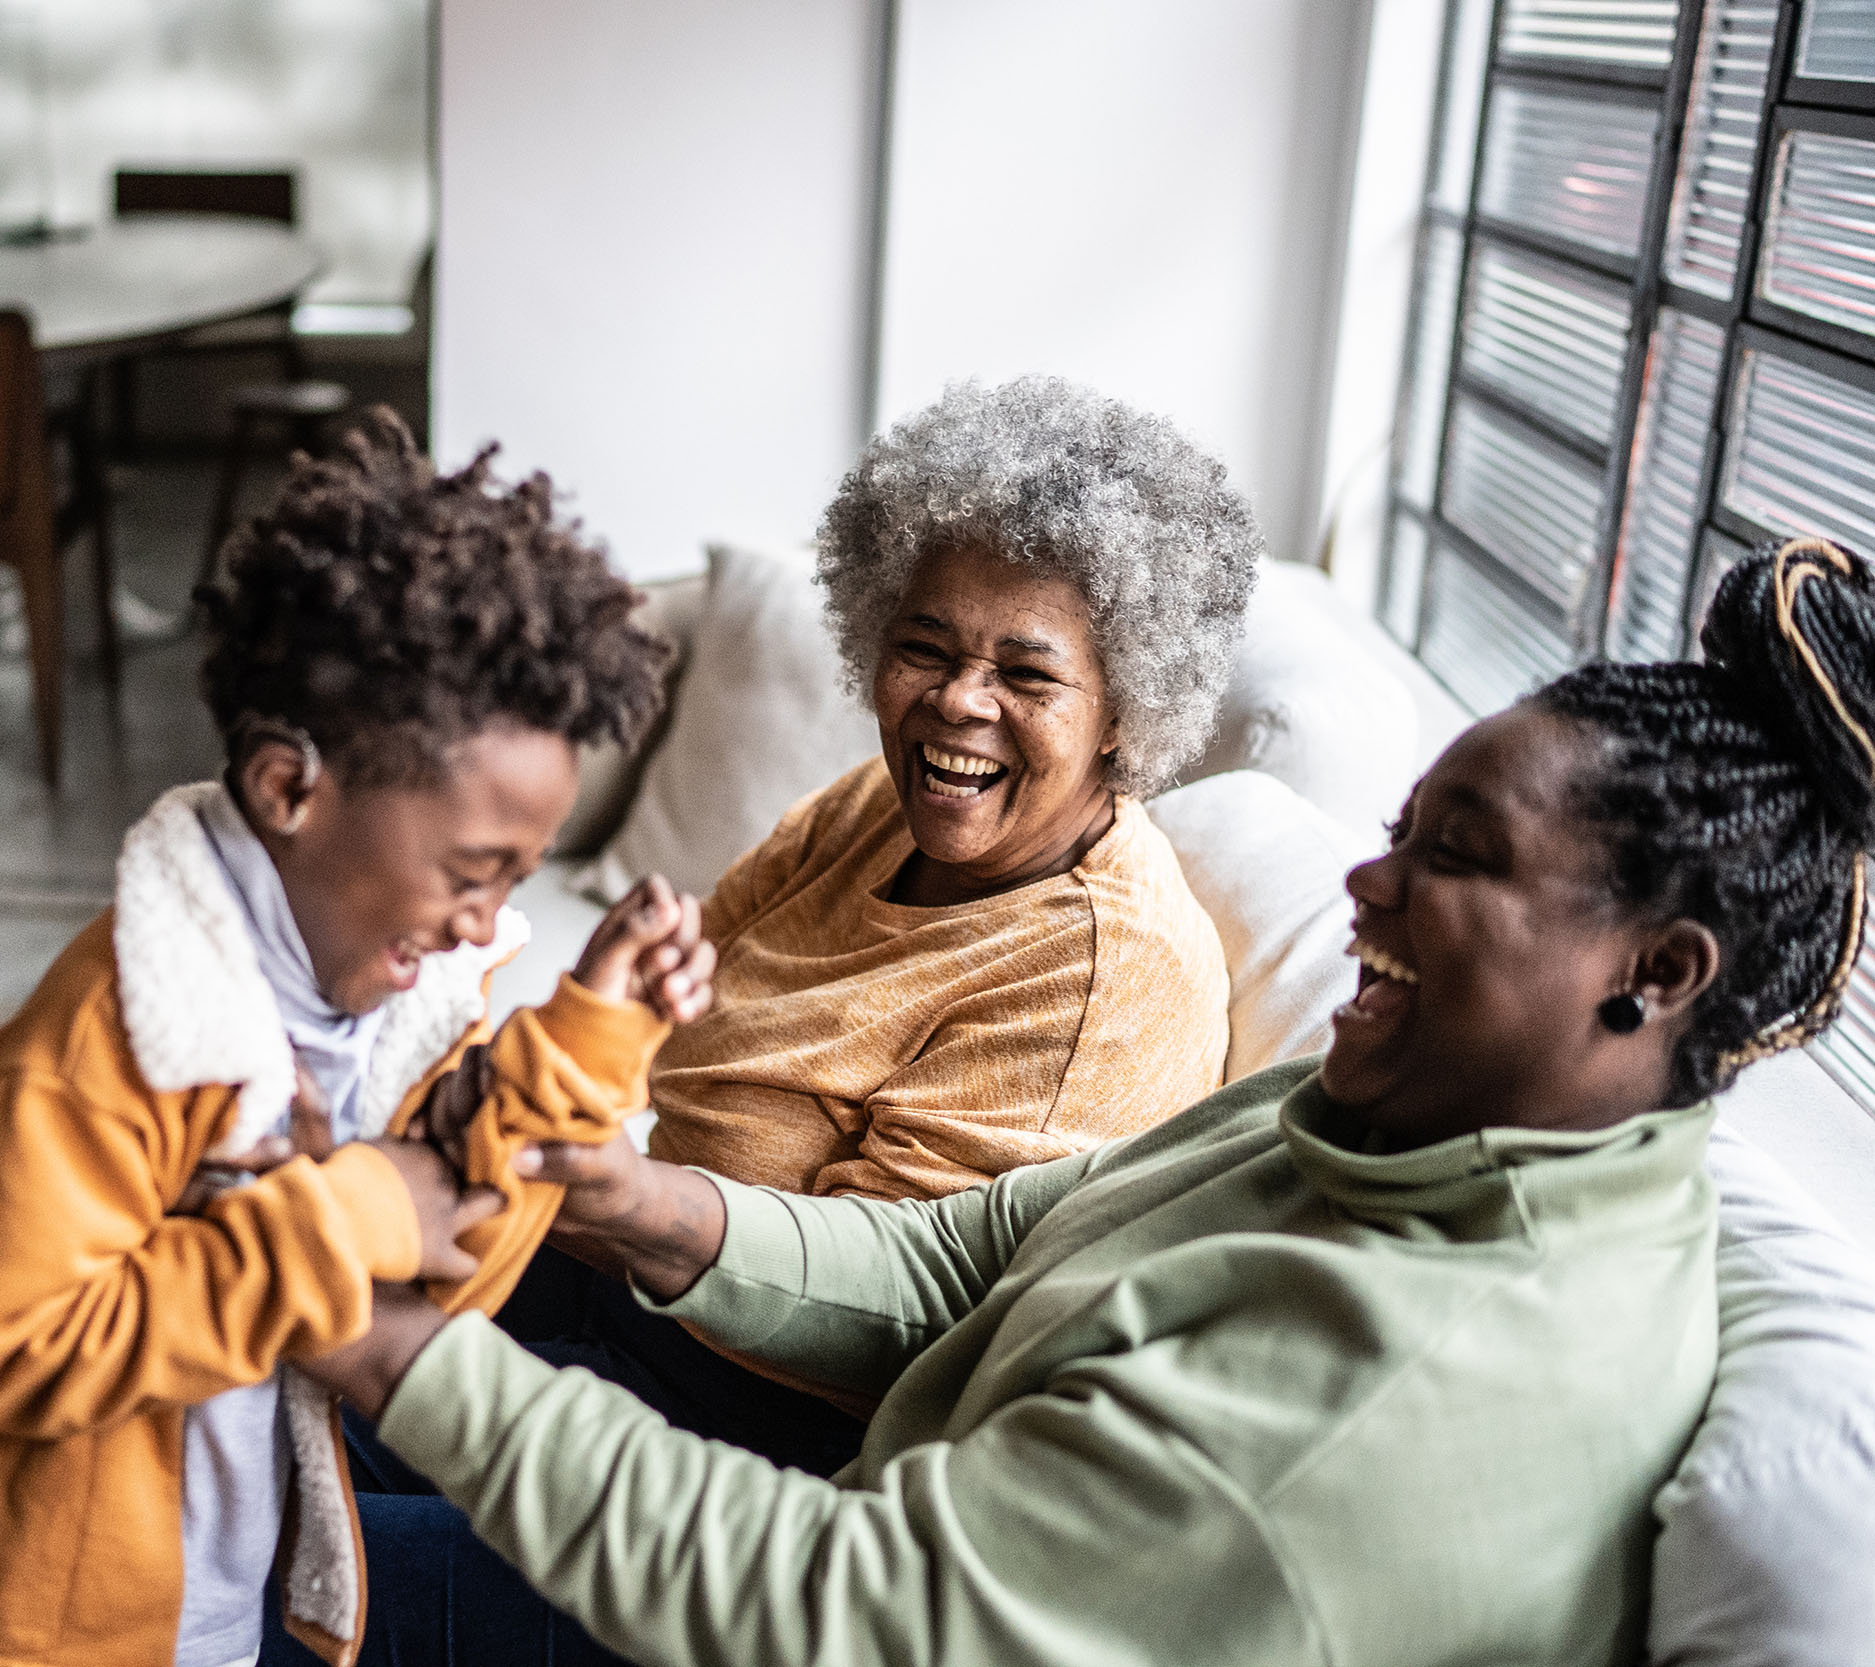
top-left (0, 410), bottom-right (708, 1667)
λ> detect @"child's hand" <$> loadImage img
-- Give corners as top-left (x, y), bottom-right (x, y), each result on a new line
top-left (407, 1043), bottom-right (491, 1175)
top-left (362, 1137), bottom-right (504, 1282)
top-left (171, 1059), bottom-right (335, 1216)
top-left (572, 874), bottom-right (716, 1022)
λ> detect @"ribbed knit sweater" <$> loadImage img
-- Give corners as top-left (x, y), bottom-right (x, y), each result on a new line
top-left (648, 757), bottom-right (1230, 1200)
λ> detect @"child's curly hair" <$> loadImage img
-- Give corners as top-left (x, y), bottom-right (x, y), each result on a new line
top-left (198, 407), bottom-right (670, 788)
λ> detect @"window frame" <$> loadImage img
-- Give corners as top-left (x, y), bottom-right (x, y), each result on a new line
top-left (1380, 0), bottom-right (1875, 1114)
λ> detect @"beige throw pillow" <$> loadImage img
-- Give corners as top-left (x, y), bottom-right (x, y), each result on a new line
top-left (575, 542), bottom-right (882, 902)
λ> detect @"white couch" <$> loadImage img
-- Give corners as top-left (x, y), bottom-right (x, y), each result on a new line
top-left (492, 546), bottom-right (1875, 1665)
top-left (493, 549), bottom-right (1875, 1254)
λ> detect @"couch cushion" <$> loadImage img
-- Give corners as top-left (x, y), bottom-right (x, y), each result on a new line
top-left (1147, 770), bottom-right (1364, 1082)
top-left (1186, 562), bottom-right (1420, 844)
top-left (576, 543), bottom-right (880, 901)
top-left (1648, 1121), bottom-right (1875, 1665)
top-left (554, 575), bottom-right (709, 859)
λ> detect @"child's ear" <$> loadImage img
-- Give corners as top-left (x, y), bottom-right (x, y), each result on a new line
top-left (239, 737), bottom-right (323, 838)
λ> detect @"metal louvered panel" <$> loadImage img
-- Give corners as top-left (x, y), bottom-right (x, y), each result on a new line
top-left (1815, 909), bottom-right (1875, 1106)
top-left (1433, 0), bottom-right (1500, 212)
top-left (1687, 528), bottom-right (1753, 655)
top-left (1758, 129), bottom-right (1875, 342)
top-left (1382, 515), bottom-right (1430, 646)
top-left (1796, 0), bottom-right (1875, 82)
top-left (1396, 225), bottom-right (1466, 509)
top-left (1720, 349), bottom-right (1875, 553)
top-left (1460, 243), bottom-right (1632, 444)
top-left (1420, 548), bottom-right (1574, 714)
top-left (1662, 0), bottom-right (1777, 299)
top-left (1607, 310), bottom-right (1727, 660)
top-left (1443, 397), bottom-right (1604, 610)
top-left (1478, 83), bottom-right (1661, 259)
top-left (1498, 0), bottom-right (1682, 67)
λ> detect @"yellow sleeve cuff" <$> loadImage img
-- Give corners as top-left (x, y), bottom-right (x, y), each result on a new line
top-left (318, 1142), bottom-right (423, 1282)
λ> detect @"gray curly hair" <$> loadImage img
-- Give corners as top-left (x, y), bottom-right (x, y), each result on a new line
top-left (816, 376), bottom-right (1263, 797)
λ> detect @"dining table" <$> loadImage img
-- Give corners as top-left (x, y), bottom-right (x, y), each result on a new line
top-left (0, 214), bottom-right (320, 369)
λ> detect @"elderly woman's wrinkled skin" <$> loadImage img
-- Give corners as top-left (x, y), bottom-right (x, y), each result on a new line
top-left (874, 544), bottom-right (1120, 908)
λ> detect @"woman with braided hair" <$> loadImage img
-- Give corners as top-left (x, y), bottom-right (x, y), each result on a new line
top-left (285, 534), bottom-right (1873, 1667)
top-left (1530, 535), bottom-right (1872, 1102)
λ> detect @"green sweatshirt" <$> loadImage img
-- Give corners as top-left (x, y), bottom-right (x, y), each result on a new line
top-left (382, 1058), bottom-right (1717, 1667)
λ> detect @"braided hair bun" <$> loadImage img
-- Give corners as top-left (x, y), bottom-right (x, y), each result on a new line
top-left (1535, 536), bottom-right (1875, 1103)
top-left (1701, 538), bottom-right (1875, 843)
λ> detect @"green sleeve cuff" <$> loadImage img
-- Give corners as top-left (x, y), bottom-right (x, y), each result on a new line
top-left (656, 1174), bottom-right (809, 1349)
top-left (380, 1311), bottom-right (560, 1492)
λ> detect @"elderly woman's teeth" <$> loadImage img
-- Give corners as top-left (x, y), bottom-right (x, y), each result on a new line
top-left (922, 744), bottom-right (999, 775)
top-left (920, 742), bottom-right (1007, 798)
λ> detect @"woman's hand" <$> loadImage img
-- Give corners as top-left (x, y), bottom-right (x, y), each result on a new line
top-left (521, 1133), bottom-right (726, 1303)
top-left (573, 875), bottom-right (717, 1022)
top-left (363, 1137), bottom-right (505, 1282)
top-left (297, 1281), bottom-right (450, 1421)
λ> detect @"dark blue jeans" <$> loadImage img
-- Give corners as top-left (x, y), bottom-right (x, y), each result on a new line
top-left (259, 1252), bottom-right (866, 1667)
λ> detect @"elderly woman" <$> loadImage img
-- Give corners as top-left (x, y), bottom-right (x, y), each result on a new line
top-left (643, 375), bottom-right (1259, 1202)
top-left (459, 378), bottom-right (1259, 1474)
top-left (293, 536), bottom-right (1875, 1667)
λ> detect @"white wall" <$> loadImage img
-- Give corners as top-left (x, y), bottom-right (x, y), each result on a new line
top-left (434, 0), bottom-right (879, 579)
top-left (1316, 0), bottom-right (1446, 611)
top-left (875, 0), bottom-right (1372, 567)
top-left (0, 0), bottom-right (430, 305)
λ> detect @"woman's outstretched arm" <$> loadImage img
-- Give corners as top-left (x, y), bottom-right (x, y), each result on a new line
top-left (310, 1301), bottom-right (1285, 1667)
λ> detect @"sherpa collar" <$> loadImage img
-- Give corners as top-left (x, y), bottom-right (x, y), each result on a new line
top-left (113, 780), bottom-right (529, 1156)
top-left (112, 781), bottom-right (533, 1646)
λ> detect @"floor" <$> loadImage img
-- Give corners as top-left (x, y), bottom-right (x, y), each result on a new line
top-left (0, 454), bottom-right (277, 1021)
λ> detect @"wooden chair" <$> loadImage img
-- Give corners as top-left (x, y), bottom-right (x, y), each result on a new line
top-left (109, 167), bottom-right (350, 588)
top-left (113, 169), bottom-right (305, 393)
top-left (0, 310), bottom-right (121, 787)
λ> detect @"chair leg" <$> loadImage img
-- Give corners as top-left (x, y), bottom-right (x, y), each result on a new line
top-left (199, 409), bottom-right (254, 595)
top-left (15, 547), bottom-right (63, 787)
top-left (1, 465), bottom-right (65, 787)
top-left (66, 390), bottom-right (120, 692)
top-left (109, 355), bottom-right (139, 462)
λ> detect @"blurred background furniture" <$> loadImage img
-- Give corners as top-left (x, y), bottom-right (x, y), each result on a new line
top-left (0, 219), bottom-right (319, 782)
top-left (109, 169), bottom-right (311, 441)
top-left (0, 308), bottom-right (115, 786)
top-left (109, 169), bottom-right (351, 585)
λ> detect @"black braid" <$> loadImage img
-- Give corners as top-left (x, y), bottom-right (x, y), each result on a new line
top-left (1532, 540), bottom-right (1875, 1106)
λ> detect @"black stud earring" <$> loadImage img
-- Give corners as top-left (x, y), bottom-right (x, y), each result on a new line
top-left (1597, 993), bottom-right (1646, 1034)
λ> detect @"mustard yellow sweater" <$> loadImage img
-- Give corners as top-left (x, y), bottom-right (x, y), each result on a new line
top-left (648, 758), bottom-right (1230, 1200)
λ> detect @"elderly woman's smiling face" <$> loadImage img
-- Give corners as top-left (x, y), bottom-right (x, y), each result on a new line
top-left (874, 544), bottom-right (1119, 906)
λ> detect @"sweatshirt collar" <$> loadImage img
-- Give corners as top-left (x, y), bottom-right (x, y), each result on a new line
top-left (1278, 1073), bottom-right (1715, 1235)
top-left (114, 781), bottom-right (529, 1157)
top-left (197, 785), bottom-right (384, 1142)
